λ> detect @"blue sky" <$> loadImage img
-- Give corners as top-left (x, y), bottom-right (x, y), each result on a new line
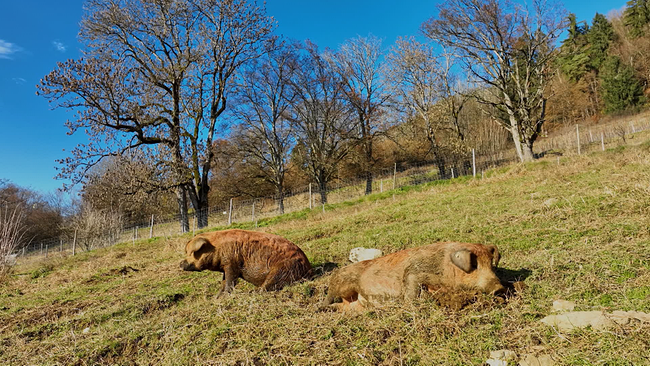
top-left (0, 0), bottom-right (628, 195)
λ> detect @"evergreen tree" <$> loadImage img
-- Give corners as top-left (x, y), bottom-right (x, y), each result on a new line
top-left (563, 14), bottom-right (589, 48)
top-left (587, 13), bottom-right (615, 70)
top-left (624, 0), bottom-right (650, 37)
top-left (600, 56), bottom-right (645, 113)
top-left (557, 14), bottom-right (590, 81)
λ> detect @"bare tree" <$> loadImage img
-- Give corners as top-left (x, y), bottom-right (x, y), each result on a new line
top-left (37, 0), bottom-right (274, 231)
top-left (69, 204), bottom-right (123, 252)
top-left (231, 41), bottom-right (299, 214)
top-left (0, 181), bottom-right (65, 245)
top-left (422, 0), bottom-right (566, 162)
top-left (82, 151), bottom-right (178, 222)
top-left (0, 205), bottom-right (26, 278)
top-left (329, 35), bottom-right (391, 194)
top-left (289, 42), bottom-right (356, 204)
top-left (386, 37), bottom-right (451, 175)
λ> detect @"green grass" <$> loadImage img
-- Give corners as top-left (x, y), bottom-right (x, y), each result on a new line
top-left (2, 142), bottom-right (650, 365)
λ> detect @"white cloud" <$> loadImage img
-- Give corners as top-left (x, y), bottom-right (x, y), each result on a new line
top-left (52, 41), bottom-right (66, 52)
top-left (12, 77), bottom-right (27, 85)
top-left (0, 39), bottom-right (21, 59)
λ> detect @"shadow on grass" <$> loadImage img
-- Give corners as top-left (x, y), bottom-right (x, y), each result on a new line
top-left (311, 262), bottom-right (339, 279)
top-left (497, 267), bottom-right (532, 298)
top-left (497, 267), bottom-right (532, 283)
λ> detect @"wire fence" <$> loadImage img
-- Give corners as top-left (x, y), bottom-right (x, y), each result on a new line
top-left (12, 113), bottom-right (650, 262)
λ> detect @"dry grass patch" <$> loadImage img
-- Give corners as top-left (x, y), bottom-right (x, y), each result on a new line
top-left (2, 142), bottom-right (650, 365)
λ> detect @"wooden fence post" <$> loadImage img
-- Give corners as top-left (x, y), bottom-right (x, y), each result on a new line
top-left (72, 229), bottom-right (77, 256)
top-left (393, 163), bottom-right (397, 190)
top-left (472, 149), bottom-right (476, 177)
top-left (309, 183), bottom-right (312, 210)
top-left (252, 200), bottom-right (256, 222)
top-left (601, 132), bottom-right (605, 151)
top-left (451, 167), bottom-right (455, 179)
top-left (149, 215), bottom-right (154, 239)
top-left (576, 125), bottom-right (581, 155)
top-left (228, 198), bottom-right (233, 226)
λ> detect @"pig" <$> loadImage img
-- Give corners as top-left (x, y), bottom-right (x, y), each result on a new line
top-left (180, 229), bottom-right (313, 297)
top-left (323, 242), bottom-right (505, 311)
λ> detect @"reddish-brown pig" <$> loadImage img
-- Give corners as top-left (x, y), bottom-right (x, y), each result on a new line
top-left (323, 242), bottom-right (504, 311)
top-left (180, 229), bottom-right (313, 297)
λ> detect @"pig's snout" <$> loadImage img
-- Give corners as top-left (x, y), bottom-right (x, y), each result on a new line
top-left (477, 273), bottom-right (506, 295)
top-left (180, 260), bottom-right (199, 271)
top-left (491, 282), bottom-right (506, 295)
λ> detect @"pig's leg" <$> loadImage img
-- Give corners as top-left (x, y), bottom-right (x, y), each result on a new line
top-left (402, 273), bottom-right (423, 300)
top-left (216, 264), bottom-right (240, 297)
top-left (260, 260), bottom-right (295, 291)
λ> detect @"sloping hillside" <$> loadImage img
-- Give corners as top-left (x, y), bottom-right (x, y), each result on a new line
top-left (2, 142), bottom-right (649, 365)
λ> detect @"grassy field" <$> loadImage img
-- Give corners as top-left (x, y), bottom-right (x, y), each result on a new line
top-left (2, 141), bottom-right (650, 365)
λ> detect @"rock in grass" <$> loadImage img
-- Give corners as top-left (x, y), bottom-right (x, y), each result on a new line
top-left (348, 247), bottom-right (383, 263)
top-left (485, 349), bottom-right (516, 366)
top-left (552, 299), bottom-right (576, 312)
top-left (519, 353), bottom-right (555, 366)
top-left (541, 311), bottom-right (613, 331)
top-left (540, 310), bottom-right (650, 331)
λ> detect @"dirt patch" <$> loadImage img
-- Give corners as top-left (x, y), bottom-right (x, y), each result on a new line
top-left (108, 266), bottom-right (139, 276)
top-left (1, 300), bottom-right (91, 342)
top-left (425, 280), bottom-right (526, 310)
top-left (84, 266), bottom-right (140, 284)
top-left (140, 293), bottom-right (185, 315)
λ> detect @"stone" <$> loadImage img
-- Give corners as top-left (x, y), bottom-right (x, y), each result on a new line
top-left (485, 359), bottom-right (507, 366)
top-left (540, 311), bottom-right (613, 331)
top-left (489, 350), bottom-right (517, 361)
top-left (519, 354), bottom-right (555, 366)
top-left (552, 300), bottom-right (576, 312)
top-left (349, 247), bottom-right (383, 263)
top-left (610, 310), bottom-right (650, 325)
top-left (486, 349), bottom-right (517, 366)
top-left (541, 310), bottom-right (650, 332)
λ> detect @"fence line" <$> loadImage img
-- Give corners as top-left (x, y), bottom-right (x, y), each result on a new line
top-left (15, 114), bottom-right (649, 261)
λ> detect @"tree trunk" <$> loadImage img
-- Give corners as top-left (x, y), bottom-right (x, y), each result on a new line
top-left (277, 184), bottom-right (285, 214)
top-left (187, 182), bottom-right (210, 230)
top-left (510, 121), bottom-right (533, 162)
top-left (176, 186), bottom-right (190, 233)
top-left (196, 197), bottom-right (209, 229)
top-left (365, 171), bottom-right (373, 195)
top-left (436, 157), bottom-right (446, 179)
top-left (363, 135), bottom-right (373, 195)
top-left (318, 173), bottom-right (328, 204)
top-left (521, 141), bottom-right (535, 162)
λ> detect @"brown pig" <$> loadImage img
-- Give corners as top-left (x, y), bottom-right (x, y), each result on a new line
top-left (323, 242), bottom-right (505, 311)
top-left (180, 229), bottom-right (313, 297)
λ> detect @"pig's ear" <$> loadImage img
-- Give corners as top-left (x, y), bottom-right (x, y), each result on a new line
top-left (486, 245), bottom-right (500, 268)
top-left (189, 237), bottom-right (210, 254)
top-left (451, 250), bottom-right (473, 273)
